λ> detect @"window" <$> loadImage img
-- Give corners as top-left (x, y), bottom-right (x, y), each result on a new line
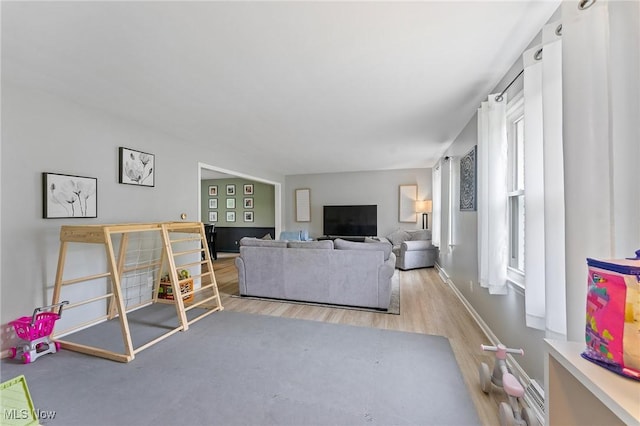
top-left (507, 93), bottom-right (525, 274)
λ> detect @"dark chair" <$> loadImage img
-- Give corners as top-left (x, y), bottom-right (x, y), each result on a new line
top-left (203, 224), bottom-right (217, 260)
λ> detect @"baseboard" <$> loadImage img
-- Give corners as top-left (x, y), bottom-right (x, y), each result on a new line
top-left (435, 263), bottom-right (545, 426)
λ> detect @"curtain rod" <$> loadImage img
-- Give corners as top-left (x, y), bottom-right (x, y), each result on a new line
top-left (494, 69), bottom-right (524, 102)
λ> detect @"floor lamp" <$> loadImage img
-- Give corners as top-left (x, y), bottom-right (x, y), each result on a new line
top-left (415, 200), bottom-right (432, 230)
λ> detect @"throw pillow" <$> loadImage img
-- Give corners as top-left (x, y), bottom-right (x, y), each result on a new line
top-left (279, 231), bottom-right (302, 241)
top-left (261, 233), bottom-right (273, 240)
top-left (386, 229), bottom-right (411, 246)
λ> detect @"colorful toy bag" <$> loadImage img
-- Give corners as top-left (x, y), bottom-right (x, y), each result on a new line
top-left (583, 250), bottom-right (640, 380)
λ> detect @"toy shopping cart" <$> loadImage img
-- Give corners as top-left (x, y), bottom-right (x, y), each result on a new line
top-left (9, 301), bottom-right (68, 364)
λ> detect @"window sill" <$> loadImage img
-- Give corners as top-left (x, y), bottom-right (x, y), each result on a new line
top-left (507, 266), bottom-right (525, 295)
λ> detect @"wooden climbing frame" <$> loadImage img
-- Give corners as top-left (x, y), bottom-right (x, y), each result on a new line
top-left (51, 222), bottom-right (223, 362)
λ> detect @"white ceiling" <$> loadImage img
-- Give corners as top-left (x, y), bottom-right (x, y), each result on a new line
top-left (2, 1), bottom-right (560, 177)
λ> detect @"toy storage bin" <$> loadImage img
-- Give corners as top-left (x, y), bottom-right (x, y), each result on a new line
top-left (583, 252), bottom-right (640, 380)
top-left (158, 278), bottom-right (194, 303)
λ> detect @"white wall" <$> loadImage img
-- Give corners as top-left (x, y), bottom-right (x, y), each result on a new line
top-left (284, 169), bottom-right (431, 238)
top-left (0, 84), bottom-right (284, 346)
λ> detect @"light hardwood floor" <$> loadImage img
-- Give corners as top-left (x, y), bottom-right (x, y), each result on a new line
top-left (211, 254), bottom-right (506, 425)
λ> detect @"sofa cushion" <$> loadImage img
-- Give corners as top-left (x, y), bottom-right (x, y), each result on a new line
top-left (409, 229), bottom-right (431, 241)
top-left (386, 229), bottom-right (412, 246)
top-left (334, 238), bottom-right (392, 261)
top-left (239, 237), bottom-right (288, 248)
top-left (287, 240), bottom-right (334, 249)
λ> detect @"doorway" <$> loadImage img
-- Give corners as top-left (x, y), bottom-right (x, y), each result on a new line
top-left (198, 162), bottom-right (282, 250)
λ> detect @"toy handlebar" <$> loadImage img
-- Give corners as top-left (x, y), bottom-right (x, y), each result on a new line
top-left (30, 301), bottom-right (69, 325)
top-left (481, 344), bottom-right (524, 356)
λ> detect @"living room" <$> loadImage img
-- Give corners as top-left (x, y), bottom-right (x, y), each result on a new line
top-left (2, 1), bottom-right (639, 425)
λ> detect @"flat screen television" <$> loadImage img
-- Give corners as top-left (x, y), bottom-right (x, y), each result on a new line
top-left (323, 205), bottom-right (377, 237)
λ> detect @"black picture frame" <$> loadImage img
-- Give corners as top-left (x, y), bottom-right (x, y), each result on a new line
top-left (119, 147), bottom-right (155, 187)
top-left (43, 172), bottom-right (97, 219)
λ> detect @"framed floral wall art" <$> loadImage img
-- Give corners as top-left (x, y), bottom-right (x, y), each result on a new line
top-left (119, 147), bottom-right (155, 187)
top-left (43, 172), bottom-right (97, 218)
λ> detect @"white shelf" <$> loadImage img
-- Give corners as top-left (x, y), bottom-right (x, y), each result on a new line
top-left (545, 339), bottom-right (640, 425)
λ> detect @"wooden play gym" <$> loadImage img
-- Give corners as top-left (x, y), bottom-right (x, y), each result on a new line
top-left (50, 222), bottom-right (223, 362)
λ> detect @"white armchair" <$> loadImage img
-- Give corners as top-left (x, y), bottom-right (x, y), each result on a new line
top-left (382, 229), bottom-right (437, 270)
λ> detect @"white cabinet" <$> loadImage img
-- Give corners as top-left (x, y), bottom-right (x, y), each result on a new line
top-left (545, 339), bottom-right (640, 425)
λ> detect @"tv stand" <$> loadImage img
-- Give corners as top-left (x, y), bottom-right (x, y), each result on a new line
top-left (318, 236), bottom-right (367, 242)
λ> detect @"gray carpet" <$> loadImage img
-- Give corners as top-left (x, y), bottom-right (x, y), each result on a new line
top-left (1, 307), bottom-right (479, 426)
top-left (232, 274), bottom-right (400, 315)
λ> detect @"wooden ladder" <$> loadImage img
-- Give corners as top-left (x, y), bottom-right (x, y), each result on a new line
top-left (157, 222), bottom-right (224, 331)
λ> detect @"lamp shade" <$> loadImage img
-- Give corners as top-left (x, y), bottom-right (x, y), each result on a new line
top-left (415, 200), bottom-right (432, 213)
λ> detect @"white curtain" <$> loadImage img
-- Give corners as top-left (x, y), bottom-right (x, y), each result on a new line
top-left (447, 157), bottom-right (457, 250)
top-left (477, 94), bottom-right (508, 295)
top-left (561, 0), bottom-right (639, 340)
top-left (431, 160), bottom-right (442, 248)
top-left (523, 21), bottom-right (567, 339)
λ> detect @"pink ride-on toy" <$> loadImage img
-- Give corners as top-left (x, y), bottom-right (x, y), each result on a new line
top-left (479, 344), bottom-right (535, 426)
top-left (9, 301), bottom-right (68, 364)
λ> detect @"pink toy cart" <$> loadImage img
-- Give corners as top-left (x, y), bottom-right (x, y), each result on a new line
top-left (9, 301), bottom-right (68, 364)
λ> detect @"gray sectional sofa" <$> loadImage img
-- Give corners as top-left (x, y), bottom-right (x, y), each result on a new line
top-left (235, 237), bottom-right (396, 310)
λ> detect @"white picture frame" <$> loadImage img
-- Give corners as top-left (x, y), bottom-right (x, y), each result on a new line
top-left (295, 188), bottom-right (311, 222)
top-left (399, 184), bottom-right (417, 223)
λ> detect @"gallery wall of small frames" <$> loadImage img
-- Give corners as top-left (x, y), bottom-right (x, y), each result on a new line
top-left (207, 183), bottom-right (254, 224)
